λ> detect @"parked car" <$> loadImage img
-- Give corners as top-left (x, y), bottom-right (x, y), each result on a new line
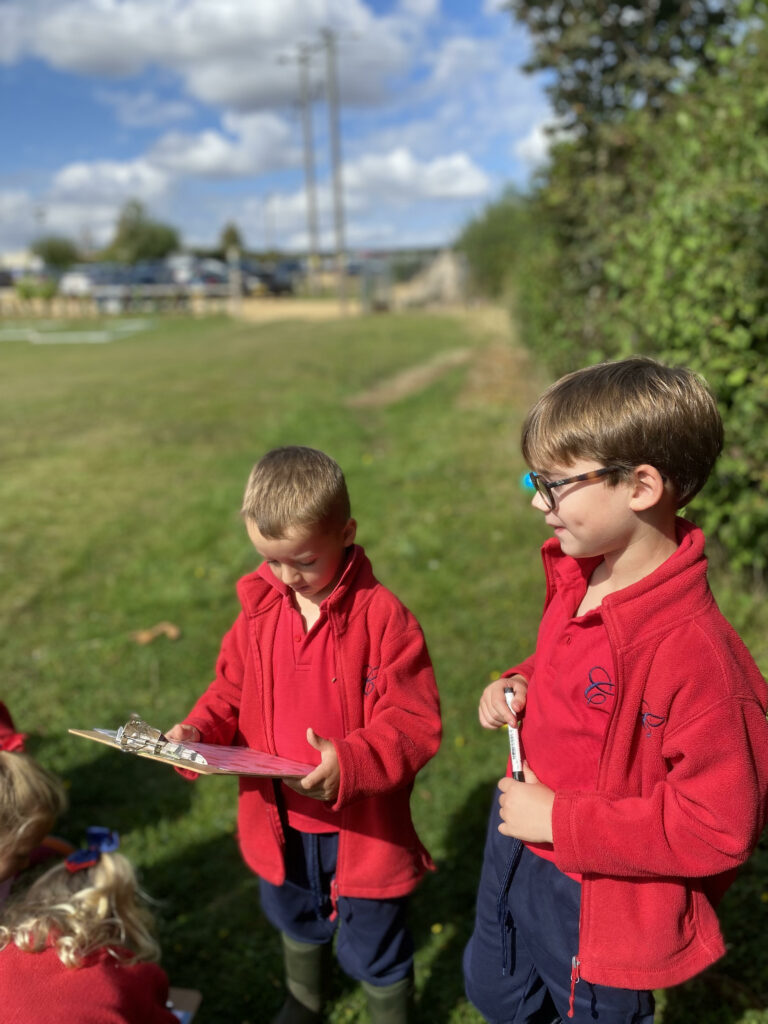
top-left (188, 258), bottom-right (230, 295)
top-left (128, 261), bottom-right (175, 285)
top-left (58, 263), bottom-right (131, 296)
top-left (240, 260), bottom-right (294, 296)
top-left (58, 264), bottom-right (97, 297)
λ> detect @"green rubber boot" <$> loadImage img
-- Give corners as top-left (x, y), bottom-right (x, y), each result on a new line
top-left (361, 971), bottom-right (414, 1024)
top-left (270, 934), bottom-right (325, 1024)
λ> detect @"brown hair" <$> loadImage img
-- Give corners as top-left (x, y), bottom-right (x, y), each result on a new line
top-left (241, 446), bottom-right (351, 537)
top-left (521, 357), bottom-right (723, 507)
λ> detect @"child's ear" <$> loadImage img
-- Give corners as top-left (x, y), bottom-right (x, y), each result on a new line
top-left (342, 518), bottom-right (357, 546)
top-left (628, 465), bottom-right (667, 511)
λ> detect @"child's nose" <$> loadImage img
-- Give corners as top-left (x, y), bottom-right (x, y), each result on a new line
top-left (531, 490), bottom-right (549, 512)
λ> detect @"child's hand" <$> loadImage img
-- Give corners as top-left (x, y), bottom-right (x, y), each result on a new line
top-left (478, 675), bottom-right (528, 730)
top-left (165, 723), bottom-right (201, 744)
top-left (282, 728), bottom-right (340, 803)
top-left (497, 762), bottom-right (554, 843)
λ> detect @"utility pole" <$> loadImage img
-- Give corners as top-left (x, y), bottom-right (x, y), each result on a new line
top-left (321, 27), bottom-right (347, 310)
top-left (263, 192), bottom-right (275, 254)
top-left (281, 45), bottom-right (321, 294)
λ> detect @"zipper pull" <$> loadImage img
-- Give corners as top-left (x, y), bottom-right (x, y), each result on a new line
top-left (568, 955), bottom-right (580, 1018)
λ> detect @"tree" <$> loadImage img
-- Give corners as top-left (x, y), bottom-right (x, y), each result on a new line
top-left (31, 235), bottom-right (79, 271)
top-left (505, 0), bottom-right (765, 132)
top-left (219, 221), bottom-right (244, 257)
top-left (509, 22), bottom-right (768, 575)
top-left (104, 200), bottom-right (180, 264)
top-left (456, 189), bottom-right (532, 298)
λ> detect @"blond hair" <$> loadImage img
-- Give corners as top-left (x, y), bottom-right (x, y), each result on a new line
top-left (241, 446), bottom-right (351, 538)
top-left (0, 852), bottom-right (161, 967)
top-left (0, 752), bottom-right (67, 865)
top-left (521, 357), bottom-right (723, 508)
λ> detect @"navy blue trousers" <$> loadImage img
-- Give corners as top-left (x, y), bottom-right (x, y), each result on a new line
top-left (259, 825), bottom-right (413, 986)
top-left (463, 789), bottom-right (655, 1024)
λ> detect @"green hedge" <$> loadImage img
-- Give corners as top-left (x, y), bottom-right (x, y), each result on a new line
top-left (488, 30), bottom-right (768, 575)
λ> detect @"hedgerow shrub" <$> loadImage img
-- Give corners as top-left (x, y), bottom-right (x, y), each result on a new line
top-left (510, 29), bottom-right (768, 575)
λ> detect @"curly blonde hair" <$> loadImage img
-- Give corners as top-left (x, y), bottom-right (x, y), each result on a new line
top-left (0, 853), bottom-right (161, 968)
top-left (0, 752), bottom-right (67, 867)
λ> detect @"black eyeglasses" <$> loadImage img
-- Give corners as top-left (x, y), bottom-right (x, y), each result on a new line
top-left (527, 466), bottom-right (622, 511)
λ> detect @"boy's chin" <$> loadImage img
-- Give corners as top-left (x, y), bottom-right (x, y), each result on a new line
top-left (554, 535), bottom-right (599, 559)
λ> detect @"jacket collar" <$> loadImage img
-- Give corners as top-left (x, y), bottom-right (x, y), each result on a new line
top-left (543, 518), bottom-right (712, 646)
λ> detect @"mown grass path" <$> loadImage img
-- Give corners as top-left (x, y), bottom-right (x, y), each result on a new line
top-left (1, 309), bottom-right (765, 1023)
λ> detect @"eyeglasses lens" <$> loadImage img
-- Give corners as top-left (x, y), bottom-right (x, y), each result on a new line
top-left (531, 475), bottom-right (554, 510)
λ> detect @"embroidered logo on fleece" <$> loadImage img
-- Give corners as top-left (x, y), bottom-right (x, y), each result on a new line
top-left (640, 700), bottom-right (666, 737)
top-left (363, 665), bottom-right (379, 695)
top-left (584, 665), bottom-right (615, 707)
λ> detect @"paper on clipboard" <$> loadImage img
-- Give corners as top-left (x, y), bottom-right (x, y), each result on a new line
top-left (69, 714), bottom-right (314, 778)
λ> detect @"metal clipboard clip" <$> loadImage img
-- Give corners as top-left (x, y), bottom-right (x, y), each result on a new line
top-left (116, 714), bottom-right (208, 765)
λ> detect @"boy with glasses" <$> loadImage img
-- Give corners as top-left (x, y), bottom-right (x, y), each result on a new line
top-left (464, 357), bottom-right (768, 1023)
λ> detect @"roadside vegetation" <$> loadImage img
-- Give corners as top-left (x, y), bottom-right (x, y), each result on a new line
top-left (458, 3), bottom-right (768, 580)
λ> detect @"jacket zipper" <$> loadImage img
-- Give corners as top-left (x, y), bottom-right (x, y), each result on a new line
top-left (568, 955), bottom-right (580, 1018)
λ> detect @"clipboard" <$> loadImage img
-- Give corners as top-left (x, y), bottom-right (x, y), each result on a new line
top-left (69, 715), bottom-right (314, 778)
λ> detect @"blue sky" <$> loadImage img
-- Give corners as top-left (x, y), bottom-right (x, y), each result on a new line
top-left (0, 0), bottom-right (553, 255)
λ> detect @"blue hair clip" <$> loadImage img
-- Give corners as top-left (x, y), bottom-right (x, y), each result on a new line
top-left (65, 827), bottom-right (120, 874)
top-left (520, 471), bottom-right (535, 493)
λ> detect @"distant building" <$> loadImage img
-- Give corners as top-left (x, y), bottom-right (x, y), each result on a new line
top-left (0, 250), bottom-right (44, 277)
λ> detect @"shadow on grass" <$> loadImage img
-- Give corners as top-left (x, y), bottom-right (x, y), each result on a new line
top-left (411, 783), bottom-right (768, 1024)
top-left (34, 742), bottom-right (196, 839)
top-left (660, 830), bottom-right (768, 1024)
top-left (410, 778), bottom-right (498, 1023)
top-left (144, 832), bottom-right (361, 1024)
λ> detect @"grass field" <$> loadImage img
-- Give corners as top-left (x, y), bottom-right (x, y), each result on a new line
top-left (2, 309), bottom-right (766, 1023)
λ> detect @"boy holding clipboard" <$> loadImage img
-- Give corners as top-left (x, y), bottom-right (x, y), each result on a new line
top-left (167, 447), bottom-right (441, 1024)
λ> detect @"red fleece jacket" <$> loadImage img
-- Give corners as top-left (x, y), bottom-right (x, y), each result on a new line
top-left (182, 544), bottom-right (442, 899)
top-left (0, 944), bottom-right (177, 1023)
top-left (506, 519), bottom-right (768, 991)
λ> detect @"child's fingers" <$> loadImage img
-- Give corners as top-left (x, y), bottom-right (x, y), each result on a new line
top-left (165, 723), bottom-right (199, 743)
top-left (306, 726), bottom-right (336, 753)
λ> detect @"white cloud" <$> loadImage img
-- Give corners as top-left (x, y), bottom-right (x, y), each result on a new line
top-left (149, 112), bottom-right (297, 178)
top-left (0, 0), bottom-right (551, 252)
top-left (397, 0), bottom-right (439, 19)
top-left (2, 0), bottom-right (413, 110)
top-left (96, 89), bottom-right (196, 127)
top-left (0, 191), bottom-right (37, 250)
top-left (51, 158), bottom-right (171, 204)
top-left (514, 117), bottom-right (572, 169)
top-left (345, 147), bottom-right (490, 201)
top-left (514, 122), bottom-right (551, 168)
top-left (0, 186), bottom-right (123, 250)
top-left (428, 35), bottom-right (495, 89)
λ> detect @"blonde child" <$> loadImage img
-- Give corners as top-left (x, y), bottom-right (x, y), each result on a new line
top-left (167, 446), bottom-right (442, 1024)
top-left (0, 750), bottom-right (68, 903)
top-left (0, 827), bottom-right (179, 1023)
